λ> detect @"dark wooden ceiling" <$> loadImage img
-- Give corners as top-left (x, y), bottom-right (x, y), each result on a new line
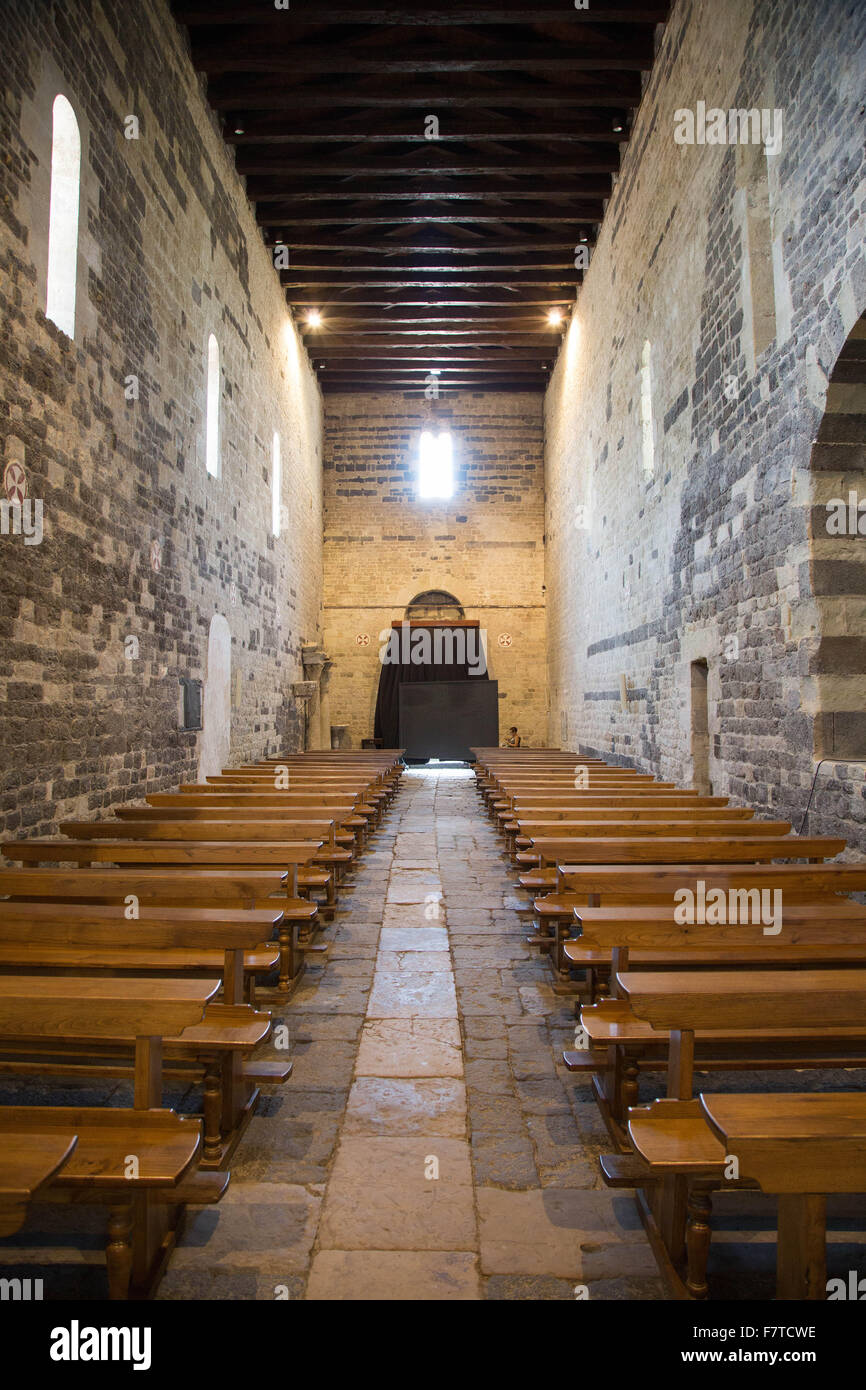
top-left (172, 1), bottom-right (670, 393)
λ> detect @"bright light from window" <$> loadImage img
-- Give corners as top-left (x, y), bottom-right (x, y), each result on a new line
top-left (272, 431), bottom-right (281, 536)
top-left (418, 430), bottom-right (453, 500)
top-left (46, 95), bottom-right (81, 338)
top-left (206, 333), bottom-right (220, 477)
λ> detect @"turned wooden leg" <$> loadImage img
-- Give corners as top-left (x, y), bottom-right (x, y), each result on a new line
top-left (277, 924), bottom-right (294, 992)
top-left (106, 1205), bottom-right (133, 1300)
top-left (685, 1185), bottom-right (713, 1299)
top-left (203, 1060), bottom-right (223, 1164)
top-left (621, 1055), bottom-right (640, 1113)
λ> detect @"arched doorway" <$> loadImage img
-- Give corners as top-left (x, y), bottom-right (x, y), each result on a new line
top-left (805, 312), bottom-right (866, 757)
top-left (198, 614), bottom-right (232, 779)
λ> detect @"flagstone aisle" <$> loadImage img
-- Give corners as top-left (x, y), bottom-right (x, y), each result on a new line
top-left (159, 766), bottom-right (665, 1300)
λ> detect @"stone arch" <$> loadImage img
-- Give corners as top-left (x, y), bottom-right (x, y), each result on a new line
top-left (805, 311), bottom-right (866, 757)
top-left (198, 614), bottom-right (232, 779)
top-left (404, 589), bottom-right (465, 621)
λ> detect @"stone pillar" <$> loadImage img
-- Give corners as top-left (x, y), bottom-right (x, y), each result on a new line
top-left (300, 645), bottom-right (333, 751)
top-left (319, 660), bottom-right (333, 752)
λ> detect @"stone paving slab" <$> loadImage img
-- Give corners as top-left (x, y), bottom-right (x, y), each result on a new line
top-left (344, 1077), bottom-right (467, 1138)
top-left (368, 970), bottom-right (458, 1018)
top-left (355, 1018), bottom-right (464, 1078)
top-left (317, 1136), bottom-right (476, 1252)
top-left (306, 1250), bottom-right (481, 1300)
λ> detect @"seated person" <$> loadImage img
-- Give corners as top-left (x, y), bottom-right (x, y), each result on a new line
top-left (503, 726), bottom-right (522, 748)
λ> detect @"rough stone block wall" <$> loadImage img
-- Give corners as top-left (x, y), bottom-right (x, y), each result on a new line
top-left (544, 0), bottom-right (866, 851)
top-left (322, 391), bottom-right (546, 749)
top-left (0, 0), bottom-right (323, 838)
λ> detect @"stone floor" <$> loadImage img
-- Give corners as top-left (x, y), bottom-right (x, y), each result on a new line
top-left (3, 766), bottom-right (865, 1300)
top-left (153, 765), bottom-right (666, 1300)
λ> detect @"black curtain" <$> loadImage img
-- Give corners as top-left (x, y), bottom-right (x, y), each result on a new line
top-left (374, 628), bottom-right (489, 749)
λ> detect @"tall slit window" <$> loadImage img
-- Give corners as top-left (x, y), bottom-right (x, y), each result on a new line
top-left (272, 431), bottom-right (281, 536)
top-left (46, 95), bottom-right (81, 339)
top-left (206, 334), bottom-right (220, 478)
top-left (640, 339), bottom-right (655, 479)
top-left (418, 430), bottom-right (453, 500)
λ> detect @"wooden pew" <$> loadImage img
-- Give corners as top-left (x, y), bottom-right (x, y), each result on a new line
top-left (0, 849), bottom-right (323, 988)
top-left (616, 970), bottom-right (866, 1299)
top-left (0, 902), bottom-right (284, 1001)
top-left (0, 1129), bottom-right (77, 1238)
top-left (0, 976), bottom-right (227, 1297)
top-left (0, 913), bottom-right (280, 1165)
top-left (0, 867), bottom-right (318, 984)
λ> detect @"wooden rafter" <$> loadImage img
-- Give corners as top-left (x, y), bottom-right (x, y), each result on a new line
top-left (171, 0), bottom-right (669, 391)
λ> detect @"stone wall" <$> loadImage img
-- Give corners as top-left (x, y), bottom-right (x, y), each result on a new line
top-left (544, 0), bottom-right (866, 850)
top-left (322, 391), bottom-right (546, 749)
top-left (0, 0), bottom-right (323, 838)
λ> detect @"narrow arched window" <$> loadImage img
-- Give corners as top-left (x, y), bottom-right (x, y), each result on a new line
top-left (272, 432), bottom-right (281, 536)
top-left (418, 430), bottom-right (454, 499)
top-left (640, 339), bottom-right (654, 479)
top-left (206, 334), bottom-right (220, 477)
top-left (46, 95), bottom-right (81, 338)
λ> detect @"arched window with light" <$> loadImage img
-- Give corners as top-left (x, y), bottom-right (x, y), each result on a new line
top-left (418, 429), bottom-right (454, 500)
top-left (205, 333), bottom-right (220, 478)
top-left (46, 94), bottom-right (81, 339)
top-left (272, 431), bottom-right (281, 536)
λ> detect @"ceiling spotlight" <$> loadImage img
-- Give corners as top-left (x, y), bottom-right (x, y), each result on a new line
top-left (306, 310), bottom-right (322, 328)
top-left (429, 368), bottom-right (441, 375)
top-left (547, 309), bottom-right (563, 327)
top-left (613, 123), bottom-right (623, 133)
top-left (234, 123), bottom-right (245, 136)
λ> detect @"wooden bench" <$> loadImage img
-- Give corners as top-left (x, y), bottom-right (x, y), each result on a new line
top-left (616, 971), bottom-right (866, 1299)
top-left (0, 936), bottom-right (278, 1166)
top-left (533, 862), bottom-right (866, 965)
top-left (0, 1128), bottom-right (78, 1238)
top-left (0, 850), bottom-right (323, 986)
top-left (0, 976), bottom-right (228, 1297)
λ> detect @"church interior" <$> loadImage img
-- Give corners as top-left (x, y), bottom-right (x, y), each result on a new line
top-left (1, 0), bottom-right (865, 1326)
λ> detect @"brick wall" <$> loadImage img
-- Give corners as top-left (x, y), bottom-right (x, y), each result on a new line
top-left (322, 391), bottom-right (546, 749)
top-left (0, 0), bottom-right (323, 838)
top-left (544, 0), bottom-right (866, 849)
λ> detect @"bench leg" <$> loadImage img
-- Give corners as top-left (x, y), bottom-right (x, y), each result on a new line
top-left (278, 922), bottom-right (297, 992)
top-left (685, 1185), bottom-right (713, 1299)
top-left (203, 1060), bottom-right (223, 1164)
top-left (106, 1204), bottom-right (133, 1300)
top-left (130, 1192), bottom-right (176, 1297)
top-left (777, 1194), bottom-right (826, 1300)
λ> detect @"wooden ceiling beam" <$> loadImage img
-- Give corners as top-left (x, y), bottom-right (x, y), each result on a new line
top-left (247, 181), bottom-right (613, 202)
top-left (207, 76), bottom-right (644, 109)
top-left (258, 206), bottom-right (602, 225)
top-left (286, 283), bottom-right (583, 297)
top-left (195, 50), bottom-right (654, 79)
top-left (305, 342), bottom-right (557, 355)
top-left (174, 3), bottom-right (667, 26)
